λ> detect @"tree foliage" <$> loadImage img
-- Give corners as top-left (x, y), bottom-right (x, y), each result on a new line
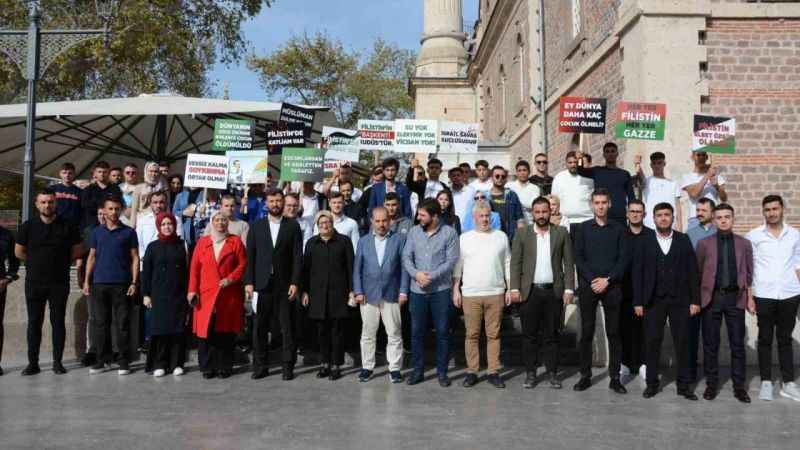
top-left (248, 32), bottom-right (416, 128)
top-left (0, 0), bottom-right (274, 103)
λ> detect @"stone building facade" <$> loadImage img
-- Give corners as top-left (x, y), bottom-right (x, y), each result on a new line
top-left (411, 0), bottom-right (800, 231)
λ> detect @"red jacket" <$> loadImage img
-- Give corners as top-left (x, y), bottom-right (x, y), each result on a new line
top-left (696, 233), bottom-right (753, 309)
top-left (188, 235), bottom-right (247, 338)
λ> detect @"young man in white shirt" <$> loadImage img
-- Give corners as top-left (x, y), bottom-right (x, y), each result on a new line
top-left (640, 152), bottom-right (683, 231)
top-left (746, 194), bottom-right (800, 402)
top-left (681, 151), bottom-right (727, 228)
top-left (551, 151), bottom-right (594, 234)
top-left (448, 166), bottom-right (475, 225)
top-left (509, 160), bottom-right (542, 224)
top-left (452, 200), bottom-right (511, 389)
top-left (313, 192), bottom-right (359, 253)
top-left (300, 182), bottom-right (326, 246)
top-left (468, 159), bottom-right (494, 192)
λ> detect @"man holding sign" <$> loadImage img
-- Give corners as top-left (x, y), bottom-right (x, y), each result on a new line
top-left (681, 152), bottom-right (727, 229)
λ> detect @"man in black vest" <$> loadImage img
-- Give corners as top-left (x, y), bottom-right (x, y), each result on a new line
top-left (633, 202), bottom-right (701, 400)
top-left (245, 188), bottom-right (303, 381)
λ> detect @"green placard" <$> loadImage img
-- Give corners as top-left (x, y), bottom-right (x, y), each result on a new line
top-left (614, 101), bottom-right (667, 141)
top-left (212, 118), bottom-right (254, 152)
top-left (279, 147), bottom-right (324, 182)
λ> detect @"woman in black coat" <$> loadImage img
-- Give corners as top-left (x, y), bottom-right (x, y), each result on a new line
top-left (142, 213), bottom-right (189, 376)
top-left (436, 189), bottom-right (462, 235)
top-left (301, 211), bottom-right (354, 381)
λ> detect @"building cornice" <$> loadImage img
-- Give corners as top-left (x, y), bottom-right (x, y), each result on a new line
top-left (467, 0), bottom-right (522, 84)
top-left (408, 76), bottom-right (473, 98)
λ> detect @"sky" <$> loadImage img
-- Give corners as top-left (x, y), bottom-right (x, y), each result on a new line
top-left (210, 0), bottom-right (479, 102)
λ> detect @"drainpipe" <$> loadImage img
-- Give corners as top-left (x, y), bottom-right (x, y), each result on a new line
top-left (537, 0), bottom-right (548, 154)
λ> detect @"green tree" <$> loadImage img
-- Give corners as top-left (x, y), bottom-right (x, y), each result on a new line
top-left (248, 32), bottom-right (416, 128)
top-left (0, 0), bottom-right (274, 103)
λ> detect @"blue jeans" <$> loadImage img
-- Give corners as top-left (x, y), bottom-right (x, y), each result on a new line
top-left (409, 290), bottom-right (452, 377)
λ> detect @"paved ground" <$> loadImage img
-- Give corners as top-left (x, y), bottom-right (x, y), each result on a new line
top-left (1, 355), bottom-right (799, 450)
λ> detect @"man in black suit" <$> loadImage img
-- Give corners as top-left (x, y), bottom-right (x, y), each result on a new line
top-left (245, 188), bottom-right (303, 380)
top-left (633, 202), bottom-right (701, 400)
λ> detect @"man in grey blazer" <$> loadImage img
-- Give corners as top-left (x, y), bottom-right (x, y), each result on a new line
top-left (353, 207), bottom-right (410, 383)
top-left (510, 196), bottom-right (575, 389)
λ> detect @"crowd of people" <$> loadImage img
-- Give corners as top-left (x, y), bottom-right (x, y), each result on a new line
top-left (0, 144), bottom-right (798, 405)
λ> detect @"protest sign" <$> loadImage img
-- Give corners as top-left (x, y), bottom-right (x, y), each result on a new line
top-left (280, 147), bottom-right (325, 182)
top-left (266, 123), bottom-right (306, 154)
top-left (184, 154), bottom-right (229, 189)
top-left (558, 97), bottom-right (607, 134)
top-left (439, 122), bottom-right (479, 153)
top-left (279, 103), bottom-right (316, 137)
top-left (357, 120), bottom-right (396, 151)
top-left (225, 150), bottom-right (270, 185)
top-left (394, 119), bottom-right (438, 153)
top-left (212, 118), bottom-right (254, 151)
top-left (323, 126), bottom-right (360, 163)
top-left (693, 115), bottom-right (736, 154)
top-left (614, 101), bottom-right (667, 141)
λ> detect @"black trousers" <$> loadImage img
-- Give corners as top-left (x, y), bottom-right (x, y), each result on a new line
top-left (146, 334), bottom-right (186, 372)
top-left (253, 284), bottom-right (297, 370)
top-left (578, 284), bottom-right (622, 379)
top-left (0, 289), bottom-right (5, 364)
top-left (620, 294), bottom-right (645, 372)
top-left (520, 286), bottom-right (562, 374)
top-left (198, 315), bottom-right (235, 372)
top-left (687, 313), bottom-right (702, 381)
top-left (702, 293), bottom-right (746, 389)
top-left (317, 317), bottom-right (345, 366)
top-left (643, 298), bottom-right (691, 387)
top-left (25, 282), bottom-right (69, 365)
top-left (755, 296), bottom-right (799, 382)
top-left (90, 284), bottom-right (131, 365)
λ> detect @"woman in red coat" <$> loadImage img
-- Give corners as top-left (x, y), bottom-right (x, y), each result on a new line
top-left (188, 212), bottom-right (247, 379)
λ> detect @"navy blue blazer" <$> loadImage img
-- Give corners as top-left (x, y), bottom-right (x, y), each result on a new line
top-left (367, 182), bottom-right (413, 219)
top-left (353, 232), bottom-right (410, 304)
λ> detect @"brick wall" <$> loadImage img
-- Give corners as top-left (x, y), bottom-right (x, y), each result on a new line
top-left (704, 18), bottom-right (800, 231)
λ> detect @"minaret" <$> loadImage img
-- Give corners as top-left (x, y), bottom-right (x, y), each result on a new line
top-left (416, 0), bottom-right (468, 77)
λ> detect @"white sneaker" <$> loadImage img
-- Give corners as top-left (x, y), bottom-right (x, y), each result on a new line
top-left (153, 369), bottom-right (166, 377)
top-left (759, 381), bottom-right (774, 401)
top-left (779, 381), bottom-right (800, 402)
top-left (173, 367), bottom-right (184, 376)
top-left (88, 364), bottom-right (105, 375)
top-left (117, 369), bottom-right (131, 376)
top-left (639, 365), bottom-right (647, 388)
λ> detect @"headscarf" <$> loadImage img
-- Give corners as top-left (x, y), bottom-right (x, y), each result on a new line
top-left (143, 161), bottom-right (160, 186)
top-left (208, 211), bottom-right (230, 243)
top-left (156, 212), bottom-right (179, 244)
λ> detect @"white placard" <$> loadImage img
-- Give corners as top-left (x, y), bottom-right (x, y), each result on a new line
top-left (226, 150), bottom-right (270, 185)
top-left (393, 119), bottom-right (438, 153)
top-left (438, 122), bottom-right (479, 153)
top-left (357, 119), bottom-right (396, 151)
top-left (183, 153), bottom-right (229, 190)
top-left (323, 126), bottom-right (360, 163)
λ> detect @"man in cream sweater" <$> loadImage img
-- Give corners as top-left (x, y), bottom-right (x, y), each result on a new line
top-left (453, 200), bottom-right (511, 388)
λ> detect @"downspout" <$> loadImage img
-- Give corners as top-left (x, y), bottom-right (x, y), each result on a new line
top-left (537, 0), bottom-right (548, 154)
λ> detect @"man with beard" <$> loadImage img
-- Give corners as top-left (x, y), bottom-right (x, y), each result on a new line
top-left (81, 161), bottom-right (123, 229)
top-left (576, 142), bottom-right (635, 225)
top-left (245, 188), bottom-right (303, 381)
top-left (368, 158), bottom-right (412, 219)
top-left (340, 180), bottom-right (368, 236)
top-left (551, 151), bottom-right (594, 236)
top-left (448, 166), bottom-right (475, 225)
top-left (633, 203), bottom-right (700, 400)
top-left (383, 193), bottom-right (413, 235)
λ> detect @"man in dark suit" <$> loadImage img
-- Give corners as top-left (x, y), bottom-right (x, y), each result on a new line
top-left (510, 196), bottom-right (574, 389)
top-left (245, 188), bottom-right (303, 381)
top-left (633, 202), bottom-right (701, 400)
top-left (696, 203), bottom-right (753, 403)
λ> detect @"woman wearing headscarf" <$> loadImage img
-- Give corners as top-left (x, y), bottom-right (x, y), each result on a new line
top-left (436, 190), bottom-right (462, 235)
top-left (130, 161), bottom-right (168, 228)
top-left (141, 213), bottom-right (188, 377)
top-left (301, 211), bottom-right (354, 380)
top-left (187, 212), bottom-right (247, 379)
top-left (167, 175), bottom-right (184, 212)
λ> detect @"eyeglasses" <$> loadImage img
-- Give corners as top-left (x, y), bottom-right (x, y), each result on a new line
top-left (535, 160), bottom-right (548, 165)
top-left (474, 196), bottom-right (485, 200)
top-left (493, 174), bottom-right (507, 179)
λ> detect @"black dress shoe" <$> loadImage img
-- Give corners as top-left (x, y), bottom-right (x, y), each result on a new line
top-left (52, 362), bottom-right (67, 375)
top-left (462, 373), bottom-right (478, 388)
top-left (282, 366), bottom-right (294, 381)
top-left (80, 353), bottom-right (97, 367)
top-left (438, 376), bottom-right (452, 387)
top-left (317, 367), bottom-right (331, 379)
top-left (406, 373), bottom-right (424, 385)
top-left (703, 386), bottom-right (718, 401)
top-left (734, 388), bottom-right (751, 403)
top-left (0, 366), bottom-right (4, 376)
top-left (677, 385), bottom-right (698, 401)
top-left (202, 371), bottom-right (216, 379)
top-left (487, 373), bottom-right (505, 389)
top-left (218, 369), bottom-right (232, 379)
top-left (21, 364), bottom-right (41, 376)
top-left (609, 379), bottom-right (627, 394)
top-left (643, 385), bottom-right (659, 398)
top-left (573, 377), bottom-right (592, 391)
top-left (548, 373), bottom-right (562, 389)
top-left (329, 366), bottom-right (341, 381)
top-left (523, 371), bottom-right (536, 389)
top-left (251, 368), bottom-right (269, 380)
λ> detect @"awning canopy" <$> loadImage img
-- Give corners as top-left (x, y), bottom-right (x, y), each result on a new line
top-left (0, 93), bottom-right (335, 177)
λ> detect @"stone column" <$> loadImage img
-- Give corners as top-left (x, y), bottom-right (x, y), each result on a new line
top-left (416, 0), bottom-right (468, 77)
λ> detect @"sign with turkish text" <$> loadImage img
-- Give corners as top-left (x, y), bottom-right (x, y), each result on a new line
top-left (279, 147), bottom-right (325, 182)
top-left (558, 97), bottom-right (607, 134)
top-left (614, 101), bottom-right (667, 141)
top-left (394, 119), bottom-right (438, 153)
top-left (323, 126), bottom-right (360, 163)
top-left (279, 103), bottom-right (316, 137)
top-left (184, 154), bottom-right (229, 189)
top-left (357, 119), bottom-right (396, 151)
top-left (212, 119), bottom-right (254, 152)
top-left (693, 115), bottom-right (736, 154)
top-left (438, 122), bottom-right (479, 153)
top-left (266, 123), bottom-right (306, 154)
top-left (226, 151), bottom-right (270, 185)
